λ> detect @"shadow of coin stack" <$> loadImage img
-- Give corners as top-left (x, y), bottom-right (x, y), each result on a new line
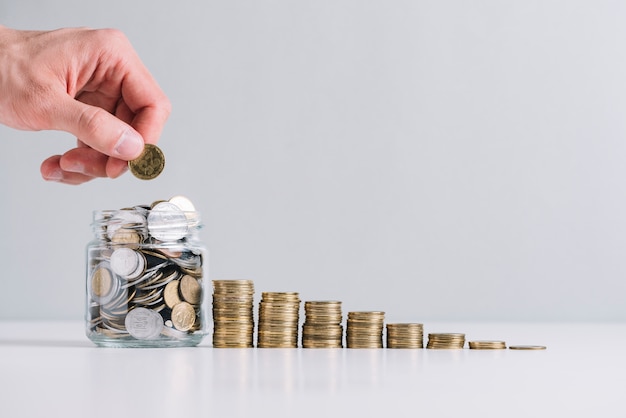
top-left (211, 280), bottom-right (255, 348)
top-left (346, 311), bottom-right (385, 348)
top-left (386, 323), bottom-right (424, 348)
top-left (301, 301), bottom-right (344, 348)
top-left (426, 333), bottom-right (466, 349)
top-left (257, 292), bottom-right (301, 348)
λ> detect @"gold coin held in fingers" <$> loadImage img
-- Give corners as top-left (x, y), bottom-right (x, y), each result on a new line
top-left (128, 144), bottom-right (165, 180)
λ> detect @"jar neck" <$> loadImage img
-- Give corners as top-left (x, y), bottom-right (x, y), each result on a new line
top-left (92, 208), bottom-right (202, 243)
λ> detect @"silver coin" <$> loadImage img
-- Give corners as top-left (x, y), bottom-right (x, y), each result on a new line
top-left (172, 251), bottom-right (202, 269)
top-left (147, 202), bottom-right (188, 241)
top-left (168, 195), bottom-right (200, 226)
top-left (110, 248), bottom-right (145, 279)
top-left (168, 195), bottom-right (196, 213)
top-left (125, 308), bottom-right (164, 340)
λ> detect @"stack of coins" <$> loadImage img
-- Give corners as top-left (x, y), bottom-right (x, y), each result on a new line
top-left (346, 311), bottom-right (385, 348)
top-left (212, 280), bottom-right (255, 348)
top-left (301, 301), bottom-right (344, 348)
top-left (468, 340), bottom-right (507, 350)
top-left (386, 323), bottom-right (424, 349)
top-left (87, 196), bottom-right (204, 341)
top-left (257, 292), bottom-right (301, 348)
top-left (426, 333), bottom-right (466, 349)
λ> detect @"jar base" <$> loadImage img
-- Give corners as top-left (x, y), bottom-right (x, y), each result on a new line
top-left (87, 333), bottom-right (205, 348)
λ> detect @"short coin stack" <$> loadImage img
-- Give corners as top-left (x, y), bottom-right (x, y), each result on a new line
top-left (302, 301), bottom-right (344, 348)
top-left (346, 311), bottom-right (385, 348)
top-left (257, 292), bottom-right (301, 348)
top-left (386, 323), bottom-right (424, 348)
top-left (212, 280), bottom-right (255, 348)
top-left (426, 333), bottom-right (466, 349)
top-left (468, 340), bottom-right (507, 350)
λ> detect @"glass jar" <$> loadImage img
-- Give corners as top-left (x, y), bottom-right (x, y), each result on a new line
top-left (85, 200), bottom-right (208, 347)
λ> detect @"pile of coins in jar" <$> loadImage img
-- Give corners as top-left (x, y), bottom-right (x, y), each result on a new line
top-left (86, 196), bottom-right (206, 346)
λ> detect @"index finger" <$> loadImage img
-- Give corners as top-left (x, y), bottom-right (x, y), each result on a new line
top-left (120, 55), bottom-right (172, 145)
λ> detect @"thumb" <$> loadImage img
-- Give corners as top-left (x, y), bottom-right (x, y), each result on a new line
top-left (52, 96), bottom-right (145, 160)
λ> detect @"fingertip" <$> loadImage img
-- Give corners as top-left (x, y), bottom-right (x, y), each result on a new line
top-left (113, 129), bottom-right (145, 160)
top-left (41, 153), bottom-right (97, 185)
top-left (41, 155), bottom-right (64, 182)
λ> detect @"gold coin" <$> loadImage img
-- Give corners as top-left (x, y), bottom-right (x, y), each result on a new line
top-left (261, 292), bottom-right (300, 302)
top-left (149, 199), bottom-right (167, 208)
top-left (348, 311), bottom-right (385, 318)
top-left (387, 323), bottom-right (423, 329)
top-left (91, 267), bottom-right (112, 297)
top-left (428, 333), bottom-right (465, 338)
top-left (180, 275), bottom-right (202, 305)
top-left (128, 144), bottom-right (165, 180)
top-left (509, 345), bottom-right (547, 350)
top-left (164, 280), bottom-right (182, 308)
top-left (172, 302), bottom-right (196, 331)
top-left (111, 228), bottom-right (142, 246)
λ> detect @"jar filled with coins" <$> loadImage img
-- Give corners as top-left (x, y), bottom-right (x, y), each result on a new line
top-left (85, 196), bottom-right (208, 347)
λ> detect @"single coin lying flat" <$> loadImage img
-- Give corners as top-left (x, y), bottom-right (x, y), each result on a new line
top-left (509, 345), bottom-right (547, 350)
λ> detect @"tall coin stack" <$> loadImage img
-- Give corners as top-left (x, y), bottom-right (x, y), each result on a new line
top-left (257, 292), bottom-right (301, 348)
top-left (386, 323), bottom-right (424, 349)
top-left (346, 311), bottom-right (385, 348)
top-left (426, 333), bottom-right (466, 349)
top-left (302, 301), bottom-right (344, 348)
top-left (212, 280), bottom-right (255, 348)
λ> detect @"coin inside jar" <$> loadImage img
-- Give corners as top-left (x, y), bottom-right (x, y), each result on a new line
top-left (125, 307), bottom-right (164, 340)
top-left (110, 248), bottom-right (146, 279)
top-left (147, 202), bottom-right (188, 242)
top-left (180, 275), bottom-right (202, 305)
top-left (89, 264), bottom-right (120, 305)
top-left (164, 279), bottom-right (182, 308)
top-left (91, 266), bottom-right (113, 298)
top-left (172, 302), bottom-right (196, 331)
top-left (168, 195), bottom-right (200, 226)
top-left (110, 228), bottom-right (142, 247)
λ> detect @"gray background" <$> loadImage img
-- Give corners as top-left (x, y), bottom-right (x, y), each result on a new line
top-left (1, 0), bottom-right (625, 322)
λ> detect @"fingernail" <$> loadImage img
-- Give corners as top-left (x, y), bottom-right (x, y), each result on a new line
top-left (45, 169), bottom-right (64, 181)
top-left (113, 130), bottom-right (144, 159)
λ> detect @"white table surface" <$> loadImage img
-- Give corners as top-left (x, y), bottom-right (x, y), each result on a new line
top-left (0, 321), bottom-right (624, 418)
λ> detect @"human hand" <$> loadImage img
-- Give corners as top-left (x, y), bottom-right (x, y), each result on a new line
top-left (0, 26), bottom-right (171, 185)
